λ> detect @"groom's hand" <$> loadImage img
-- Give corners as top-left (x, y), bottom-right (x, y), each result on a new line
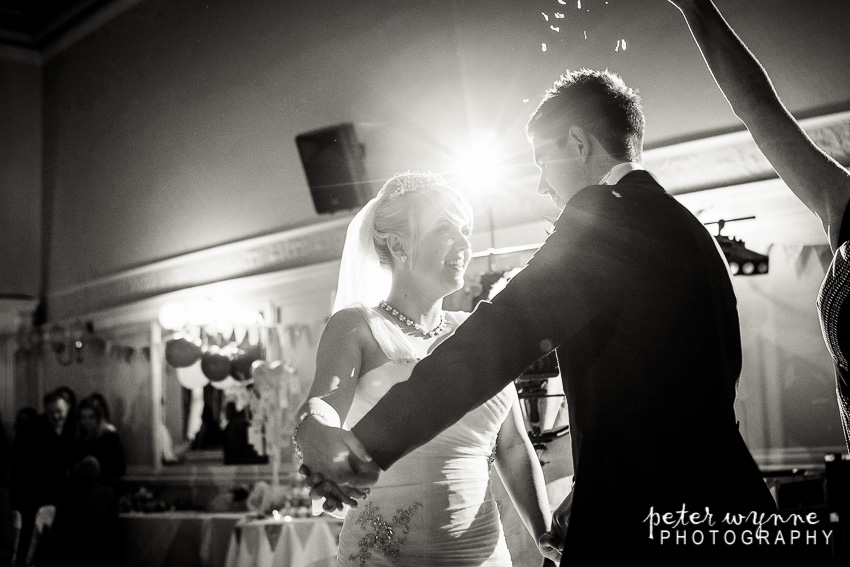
top-left (299, 464), bottom-right (370, 511)
top-left (296, 417), bottom-right (380, 502)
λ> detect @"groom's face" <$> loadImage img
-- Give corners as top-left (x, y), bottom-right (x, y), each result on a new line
top-left (531, 135), bottom-right (586, 209)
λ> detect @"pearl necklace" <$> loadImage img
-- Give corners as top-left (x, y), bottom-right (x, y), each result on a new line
top-left (378, 300), bottom-right (448, 338)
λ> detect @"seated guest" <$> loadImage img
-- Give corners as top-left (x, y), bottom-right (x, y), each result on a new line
top-left (44, 457), bottom-right (118, 567)
top-left (73, 396), bottom-right (126, 488)
top-left (53, 386), bottom-right (78, 442)
top-left (85, 393), bottom-right (116, 433)
top-left (35, 392), bottom-right (76, 508)
top-left (12, 394), bottom-right (75, 567)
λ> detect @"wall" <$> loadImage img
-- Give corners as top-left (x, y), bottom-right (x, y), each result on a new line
top-left (37, 0), bottom-right (850, 309)
top-left (0, 54), bottom-right (41, 298)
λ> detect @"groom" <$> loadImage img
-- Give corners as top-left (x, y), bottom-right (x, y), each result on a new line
top-left (297, 68), bottom-right (779, 560)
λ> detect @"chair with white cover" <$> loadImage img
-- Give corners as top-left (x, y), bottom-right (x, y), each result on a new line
top-left (24, 505), bottom-right (56, 567)
top-left (11, 509), bottom-right (22, 567)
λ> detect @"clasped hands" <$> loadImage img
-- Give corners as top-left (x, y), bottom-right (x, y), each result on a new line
top-left (295, 416), bottom-right (381, 512)
top-left (537, 486), bottom-right (572, 562)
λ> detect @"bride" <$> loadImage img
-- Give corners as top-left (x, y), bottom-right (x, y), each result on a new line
top-left (294, 172), bottom-right (559, 566)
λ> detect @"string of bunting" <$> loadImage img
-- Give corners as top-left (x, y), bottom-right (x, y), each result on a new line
top-left (14, 321), bottom-right (149, 366)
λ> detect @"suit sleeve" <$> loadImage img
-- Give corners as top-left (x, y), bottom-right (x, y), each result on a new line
top-left (352, 192), bottom-right (628, 468)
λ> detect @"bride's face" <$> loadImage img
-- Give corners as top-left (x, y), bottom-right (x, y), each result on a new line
top-left (409, 202), bottom-right (472, 296)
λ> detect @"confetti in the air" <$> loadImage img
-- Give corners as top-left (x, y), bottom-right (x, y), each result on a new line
top-left (557, 0), bottom-right (566, 4)
top-left (542, 42), bottom-right (548, 52)
top-left (615, 39), bottom-right (620, 51)
top-left (622, 39), bottom-right (627, 50)
top-left (584, 30), bottom-right (587, 40)
top-left (523, 98), bottom-right (530, 103)
top-left (577, 0), bottom-right (581, 8)
top-left (542, 12), bottom-right (549, 21)
top-left (554, 12), bottom-right (564, 18)
top-left (550, 25), bottom-right (560, 32)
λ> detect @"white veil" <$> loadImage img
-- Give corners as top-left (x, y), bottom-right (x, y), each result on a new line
top-left (332, 196), bottom-right (392, 314)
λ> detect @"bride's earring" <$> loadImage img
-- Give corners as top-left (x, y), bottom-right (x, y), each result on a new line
top-left (400, 254), bottom-right (408, 263)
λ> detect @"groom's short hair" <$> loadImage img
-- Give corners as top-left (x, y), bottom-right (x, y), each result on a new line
top-left (526, 68), bottom-right (645, 162)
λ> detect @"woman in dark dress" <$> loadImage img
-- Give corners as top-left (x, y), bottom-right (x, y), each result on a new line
top-left (73, 396), bottom-right (126, 487)
top-left (44, 396), bottom-right (126, 567)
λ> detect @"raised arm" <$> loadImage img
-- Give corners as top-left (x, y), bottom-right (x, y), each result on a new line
top-left (670, 0), bottom-right (850, 251)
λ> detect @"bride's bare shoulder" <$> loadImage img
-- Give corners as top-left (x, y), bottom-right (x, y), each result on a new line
top-left (323, 306), bottom-right (385, 368)
top-left (323, 306), bottom-right (372, 335)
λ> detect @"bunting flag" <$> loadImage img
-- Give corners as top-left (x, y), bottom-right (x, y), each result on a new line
top-left (242, 523), bottom-right (260, 557)
top-left (264, 523), bottom-right (283, 552)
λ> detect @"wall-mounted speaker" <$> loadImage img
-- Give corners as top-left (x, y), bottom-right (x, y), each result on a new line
top-left (295, 123), bottom-right (371, 214)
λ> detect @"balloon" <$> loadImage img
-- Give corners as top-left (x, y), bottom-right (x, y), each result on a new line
top-left (201, 347), bottom-right (231, 382)
top-left (165, 335), bottom-right (202, 368)
top-left (230, 339), bottom-right (264, 381)
top-left (176, 361), bottom-right (209, 390)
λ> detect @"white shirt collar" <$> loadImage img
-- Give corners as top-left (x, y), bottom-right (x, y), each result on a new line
top-left (598, 162), bottom-right (645, 186)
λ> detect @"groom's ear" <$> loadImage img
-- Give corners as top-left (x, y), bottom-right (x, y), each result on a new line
top-left (567, 126), bottom-right (591, 163)
top-left (386, 234), bottom-right (407, 262)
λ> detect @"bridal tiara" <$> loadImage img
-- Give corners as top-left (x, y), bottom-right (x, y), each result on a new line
top-left (388, 172), bottom-right (448, 199)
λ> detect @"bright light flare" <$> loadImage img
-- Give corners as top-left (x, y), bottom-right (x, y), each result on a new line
top-left (449, 130), bottom-right (503, 194)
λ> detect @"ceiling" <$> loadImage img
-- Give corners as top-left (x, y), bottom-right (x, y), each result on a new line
top-left (0, 0), bottom-right (117, 49)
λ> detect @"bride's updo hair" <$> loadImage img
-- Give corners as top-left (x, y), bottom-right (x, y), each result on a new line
top-left (371, 172), bottom-right (473, 266)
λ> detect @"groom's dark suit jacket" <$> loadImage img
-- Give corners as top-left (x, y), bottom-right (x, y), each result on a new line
top-left (352, 171), bottom-right (777, 560)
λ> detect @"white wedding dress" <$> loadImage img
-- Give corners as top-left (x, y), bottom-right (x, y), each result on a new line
top-left (336, 305), bottom-right (516, 567)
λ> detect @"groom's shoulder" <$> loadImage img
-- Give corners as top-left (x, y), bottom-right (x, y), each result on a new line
top-left (554, 183), bottom-right (634, 229)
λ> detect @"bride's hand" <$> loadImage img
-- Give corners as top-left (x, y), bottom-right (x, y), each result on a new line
top-left (299, 464), bottom-right (370, 511)
top-left (537, 531), bottom-right (563, 563)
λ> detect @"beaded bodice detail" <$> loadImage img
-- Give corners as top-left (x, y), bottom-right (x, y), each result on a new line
top-left (348, 502), bottom-right (424, 566)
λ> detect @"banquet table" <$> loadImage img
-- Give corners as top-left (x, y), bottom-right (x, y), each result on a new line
top-left (224, 516), bottom-right (343, 567)
top-left (119, 511), bottom-right (246, 567)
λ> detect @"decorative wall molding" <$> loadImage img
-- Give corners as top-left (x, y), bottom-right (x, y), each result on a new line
top-left (645, 110), bottom-right (850, 194)
top-left (48, 111), bottom-right (850, 321)
top-left (49, 218), bottom-right (351, 321)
